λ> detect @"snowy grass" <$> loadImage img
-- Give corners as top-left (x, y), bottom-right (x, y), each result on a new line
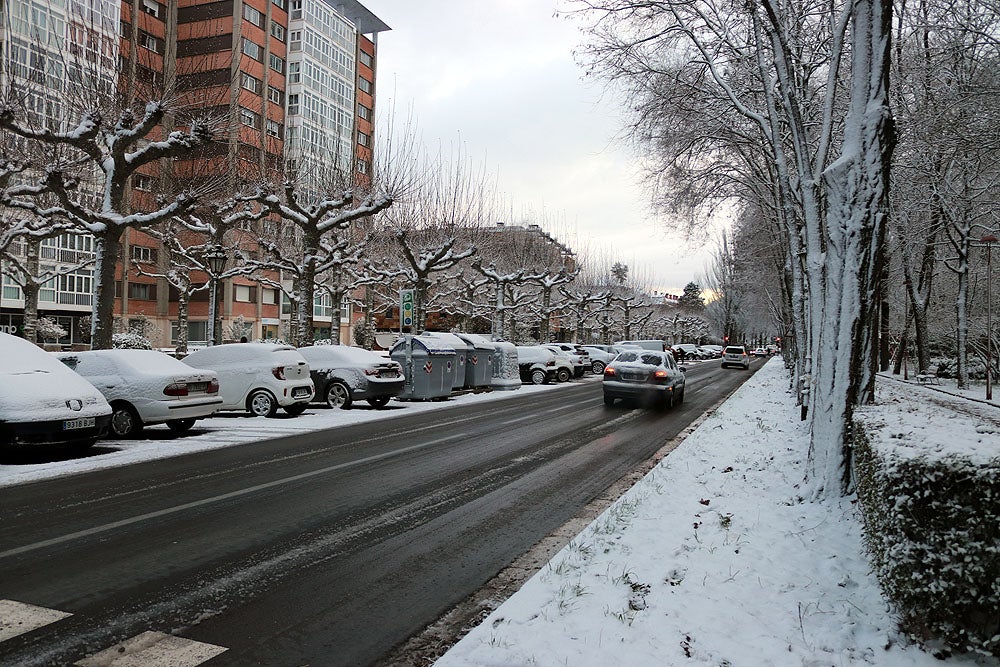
top-left (434, 360), bottom-right (995, 667)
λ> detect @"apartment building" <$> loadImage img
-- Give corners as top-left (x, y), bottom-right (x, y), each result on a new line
top-left (0, 0), bottom-right (388, 347)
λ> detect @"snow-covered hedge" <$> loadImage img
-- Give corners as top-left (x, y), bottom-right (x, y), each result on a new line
top-left (853, 411), bottom-right (1000, 657)
top-left (112, 332), bottom-right (153, 349)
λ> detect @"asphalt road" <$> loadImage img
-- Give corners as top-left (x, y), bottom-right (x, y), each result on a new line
top-left (0, 357), bottom-right (762, 666)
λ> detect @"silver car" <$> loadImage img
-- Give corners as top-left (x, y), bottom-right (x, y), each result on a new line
top-left (602, 350), bottom-right (686, 409)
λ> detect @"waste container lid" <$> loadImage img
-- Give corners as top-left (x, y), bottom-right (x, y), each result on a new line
top-left (390, 336), bottom-right (456, 355)
top-left (453, 333), bottom-right (495, 350)
top-left (420, 332), bottom-right (472, 351)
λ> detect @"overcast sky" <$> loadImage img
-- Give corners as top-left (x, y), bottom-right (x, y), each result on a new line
top-left (361, 0), bottom-right (717, 296)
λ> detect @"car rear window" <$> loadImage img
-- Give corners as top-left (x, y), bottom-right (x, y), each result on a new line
top-left (724, 346), bottom-right (745, 354)
top-left (640, 353), bottom-right (664, 365)
top-left (616, 352), bottom-right (638, 362)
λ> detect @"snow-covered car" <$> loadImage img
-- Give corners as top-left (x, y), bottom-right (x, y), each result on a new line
top-left (581, 345), bottom-right (616, 373)
top-left (614, 340), bottom-right (668, 353)
top-left (670, 343), bottom-right (703, 361)
top-left (0, 332), bottom-right (112, 450)
top-left (603, 349), bottom-right (686, 409)
top-left (515, 345), bottom-right (558, 384)
top-left (721, 345), bottom-right (750, 370)
top-left (184, 343), bottom-right (314, 417)
top-left (546, 343), bottom-right (592, 373)
top-left (55, 349), bottom-right (223, 437)
top-left (543, 344), bottom-right (586, 379)
top-left (698, 345), bottom-right (723, 358)
top-left (297, 345), bottom-right (404, 409)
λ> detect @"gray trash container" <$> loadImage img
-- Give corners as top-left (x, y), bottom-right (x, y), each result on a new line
top-left (488, 340), bottom-right (521, 390)
top-left (455, 333), bottom-right (495, 389)
top-left (420, 332), bottom-right (471, 390)
top-left (389, 335), bottom-right (456, 400)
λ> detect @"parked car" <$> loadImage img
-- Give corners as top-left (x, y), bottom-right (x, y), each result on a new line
top-left (184, 343), bottom-right (314, 417)
top-left (670, 343), bottom-right (703, 361)
top-left (581, 345), bottom-right (616, 373)
top-left (55, 349), bottom-right (223, 438)
top-left (721, 345), bottom-right (750, 369)
top-left (698, 345), bottom-right (724, 358)
top-left (515, 345), bottom-right (558, 384)
top-left (0, 332), bottom-right (112, 450)
top-left (543, 344), bottom-right (586, 379)
top-left (297, 345), bottom-right (404, 409)
top-left (603, 349), bottom-right (686, 409)
top-left (546, 343), bottom-right (592, 374)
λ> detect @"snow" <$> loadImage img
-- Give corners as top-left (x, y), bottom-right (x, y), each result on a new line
top-left (3, 354), bottom-right (996, 665)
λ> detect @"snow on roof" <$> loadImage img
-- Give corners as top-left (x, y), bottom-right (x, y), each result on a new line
top-left (421, 332), bottom-right (472, 350)
top-left (58, 349), bottom-right (204, 375)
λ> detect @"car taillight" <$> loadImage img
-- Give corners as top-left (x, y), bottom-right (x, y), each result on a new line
top-left (272, 366), bottom-right (286, 380)
top-left (364, 368), bottom-right (379, 376)
top-left (604, 366), bottom-right (616, 377)
top-left (654, 369), bottom-right (668, 378)
top-left (207, 378), bottom-right (219, 394)
top-left (546, 360), bottom-right (555, 367)
top-left (163, 382), bottom-right (188, 396)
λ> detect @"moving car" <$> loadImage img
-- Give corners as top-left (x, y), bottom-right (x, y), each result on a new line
top-left (0, 332), bottom-right (112, 450)
top-left (184, 343), bottom-right (314, 417)
top-left (721, 345), bottom-right (750, 369)
top-left (297, 345), bottom-right (404, 409)
top-left (55, 349), bottom-right (223, 437)
top-left (515, 345), bottom-right (558, 384)
top-left (603, 349), bottom-right (686, 409)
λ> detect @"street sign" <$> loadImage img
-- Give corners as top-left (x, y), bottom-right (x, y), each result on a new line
top-left (400, 289), bottom-right (414, 328)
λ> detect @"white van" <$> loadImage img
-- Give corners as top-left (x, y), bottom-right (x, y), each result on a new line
top-left (614, 340), bottom-right (668, 353)
top-left (184, 343), bottom-right (314, 417)
top-left (0, 332), bottom-right (112, 450)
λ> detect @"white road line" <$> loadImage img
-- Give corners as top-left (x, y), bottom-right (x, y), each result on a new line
top-left (74, 631), bottom-right (226, 667)
top-left (0, 599), bottom-right (72, 642)
top-left (0, 433), bottom-right (471, 560)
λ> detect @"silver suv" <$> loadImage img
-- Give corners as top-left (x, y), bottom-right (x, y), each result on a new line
top-left (721, 345), bottom-right (750, 370)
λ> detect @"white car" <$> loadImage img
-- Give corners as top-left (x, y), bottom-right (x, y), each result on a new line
top-left (55, 349), bottom-right (223, 438)
top-left (0, 332), bottom-right (112, 450)
top-left (721, 345), bottom-right (750, 370)
top-left (543, 344), bottom-right (587, 378)
top-left (184, 343), bottom-right (314, 417)
top-left (515, 345), bottom-right (558, 384)
top-left (581, 345), bottom-right (616, 373)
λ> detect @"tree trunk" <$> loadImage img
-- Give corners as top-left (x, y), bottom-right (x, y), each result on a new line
top-left (21, 241), bottom-right (40, 344)
top-left (175, 290), bottom-right (190, 356)
top-left (91, 229), bottom-right (122, 350)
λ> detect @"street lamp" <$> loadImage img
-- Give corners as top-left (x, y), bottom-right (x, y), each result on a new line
top-left (982, 234), bottom-right (997, 400)
top-left (205, 245), bottom-right (227, 347)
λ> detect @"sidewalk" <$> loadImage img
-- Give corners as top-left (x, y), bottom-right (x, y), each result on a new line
top-left (434, 360), bottom-right (989, 667)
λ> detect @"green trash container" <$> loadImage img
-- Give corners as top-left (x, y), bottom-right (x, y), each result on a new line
top-left (455, 333), bottom-right (495, 389)
top-left (389, 335), bottom-right (456, 400)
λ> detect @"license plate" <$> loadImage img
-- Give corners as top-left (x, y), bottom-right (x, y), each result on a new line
top-left (379, 371), bottom-right (398, 378)
top-left (187, 382), bottom-right (208, 392)
top-left (64, 417), bottom-right (95, 430)
top-left (292, 387), bottom-right (311, 398)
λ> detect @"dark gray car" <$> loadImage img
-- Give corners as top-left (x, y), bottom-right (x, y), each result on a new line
top-left (602, 350), bottom-right (686, 409)
top-left (298, 345), bottom-right (404, 409)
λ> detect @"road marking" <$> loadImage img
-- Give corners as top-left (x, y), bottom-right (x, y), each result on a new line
top-left (0, 599), bottom-right (72, 642)
top-left (0, 433), bottom-right (473, 560)
top-left (74, 631), bottom-right (226, 666)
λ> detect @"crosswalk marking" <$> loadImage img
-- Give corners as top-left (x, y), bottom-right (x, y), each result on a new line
top-left (74, 630), bottom-right (227, 666)
top-left (0, 599), bottom-right (72, 642)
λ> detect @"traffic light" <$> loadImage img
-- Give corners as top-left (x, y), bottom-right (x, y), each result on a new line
top-left (723, 335), bottom-right (729, 342)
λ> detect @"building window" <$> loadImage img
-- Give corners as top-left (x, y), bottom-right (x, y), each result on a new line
top-left (241, 72), bottom-right (262, 94)
top-left (172, 320), bottom-right (207, 344)
top-left (142, 0), bottom-right (161, 18)
top-left (357, 131), bottom-right (369, 147)
top-left (289, 30), bottom-right (301, 52)
top-left (290, 0), bottom-right (302, 19)
top-left (269, 53), bottom-right (284, 74)
top-left (242, 4), bottom-right (264, 27)
top-left (267, 85), bottom-right (283, 105)
top-left (262, 288), bottom-right (277, 305)
top-left (270, 22), bottom-right (285, 42)
top-left (358, 76), bottom-right (372, 94)
top-left (358, 103), bottom-right (371, 121)
top-left (272, 0), bottom-right (287, 9)
top-left (131, 246), bottom-right (158, 263)
top-left (359, 51), bottom-right (372, 68)
top-left (288, 61), bottom-right (300, 83)
top-left (242, 39), bottom-right (262, 61)
top-left (137, 31), bottom-right (162, 53)
top-left (240, 107), bottom-right (261, 128)
top-left (128, 282), bottom-right (157, 301)
top-left (287, 93), bottom-right (299, 115)
top-left (235, 284), bottom-right (257, 303)
top-left (133, 173), bottom-right (154, 191)
top-left (356, 158), bottom-right (369, 174)
top-left (266, 120), bottom-right (281, 138)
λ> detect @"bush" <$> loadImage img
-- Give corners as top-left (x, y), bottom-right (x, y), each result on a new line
top-left (853, 421), bottom-right (1000, 657)
top-left (112, 332), bottom-right (152, 349)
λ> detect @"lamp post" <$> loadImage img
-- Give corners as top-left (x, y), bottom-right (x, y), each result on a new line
top-left (206, 246), bottom-right (227, 347)
top-left (982, 234), bottom-right (997, 400)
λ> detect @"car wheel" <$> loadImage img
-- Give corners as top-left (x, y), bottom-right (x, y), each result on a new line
top-left (661, 392), bottom-right (674, 410)
top-left (247, 389), bottom-right (278, 417)
top-left (530, 368), bottom-right (547, 385)
top-left (603, 394), bottom-right (615, 407)
top-left (675, 387), bottom-right (685, 404)
top-left (367, 396), bottom-right (391, 408)
top-left (166, 418), bottom-right (196, 433)
top-left (592, 360), bottom-right (606, 374)
top-left (283, 403), bottom-right (307, 416)
top-left (325, 381), bottom-right (353, 409)
top-left (109, 403), bottom-right (143, 438)
top-left (556, 368), bottom-right (571, 383)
